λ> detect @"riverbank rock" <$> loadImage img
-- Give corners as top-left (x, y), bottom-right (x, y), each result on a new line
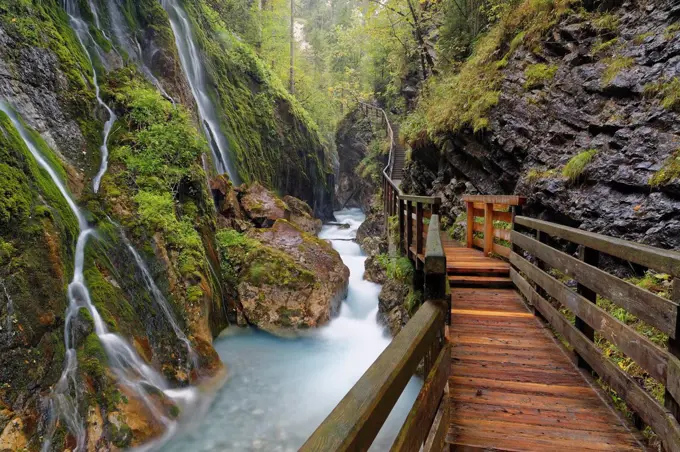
top-left (377, 280), bottom-right (411, 337)
top-left (284, 195), bottom-right (323, 234)
top-left (217, 220), bottom-right (349, 337)
top-left (239, 182), bottom-right (290, 228)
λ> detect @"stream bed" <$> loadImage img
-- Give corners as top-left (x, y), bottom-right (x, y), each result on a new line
top-left (162, 209), bottom-right (421, 451)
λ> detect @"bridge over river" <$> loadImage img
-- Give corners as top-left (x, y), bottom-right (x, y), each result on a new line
top-left (301, 106), bottom-right (680, 451)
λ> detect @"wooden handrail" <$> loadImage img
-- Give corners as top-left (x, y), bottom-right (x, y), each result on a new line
top-left (300, 300), bottom-right (448, 451)
top-left (511, 219), bottom-right (680, 451)
top-left (465, 197), bottom-right (525, 257)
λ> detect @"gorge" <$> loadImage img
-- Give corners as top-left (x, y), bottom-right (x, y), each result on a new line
top-left (1, 0), bottom-right (679, 450)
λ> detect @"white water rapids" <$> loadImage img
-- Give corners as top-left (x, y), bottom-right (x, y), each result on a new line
top-left (161, 209), bottom-right (421, 451)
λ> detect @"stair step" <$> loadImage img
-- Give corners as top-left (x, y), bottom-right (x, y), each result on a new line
top-left (448, 275), bottom-right (513, 288)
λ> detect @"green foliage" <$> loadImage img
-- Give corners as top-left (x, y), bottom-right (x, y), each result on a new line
top-left (404, 289), bottom-right (422, 315)
top-left (649, 149), bottom-right (680, 186)
top-left (644, 78), bottom-right (680, 112)
top-left (376, 254), bottom-right (414, 284)
top-left (562, 149), bottom-right (598, 181)
top-left (524, 63), bottom-right (557, 89)
top-left (601, 56), bottom-right (634, 85)
top-left (404, 0), bottom-right (575, 144)
top-left (591, 37), bottom-right (618, 54)
top-left (215, 229), bottom-right (316, 289)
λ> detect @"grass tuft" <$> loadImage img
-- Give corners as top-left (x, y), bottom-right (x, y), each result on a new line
top-left (562, 149), bottom-right (598, 181)
top-left (649, 149), bottom-right (680, 186)
top-left (601, 56), bottom-right (634, 85)
top-left (644, 78), bottom-right (680, 112)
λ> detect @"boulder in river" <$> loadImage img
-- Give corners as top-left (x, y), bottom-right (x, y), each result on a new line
top-left (217, 220), bottom-right (349, 336)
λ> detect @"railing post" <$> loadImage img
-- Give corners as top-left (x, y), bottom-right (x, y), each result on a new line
top-left (406, 201), bottom-right (413, 257)
top-left (511, 205), bottom-right (522, 254)
top-left (416, 202), bottom-right (424, 258)
top-left (424, 215), bottom-right (448, 324)
top-left (666, 279), bottom-right (680, 423)
top-left (484, 203), bottom-right (494, 256)
top-left (466, 201), bottom-right (474, 248)
top-left (576, 246), bottom-right (598, 372)
top-left (398, 198), bottom-right (405, 252)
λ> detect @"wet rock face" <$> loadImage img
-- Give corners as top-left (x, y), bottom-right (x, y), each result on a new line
top-left (335, 107), bottom-right (384, 211)
top-left (240, 182), bottom-right (290, 228)
top-left (283, 195), bottom-right (323, 235)
top-left (406, 0), bottom-right (680, 249)
top-left (230, 220), bottom-right (350, 337)
top-left (377, 280), bottom-right (411, 337)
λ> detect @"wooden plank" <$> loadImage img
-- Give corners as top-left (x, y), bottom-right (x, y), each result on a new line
top-left (300, 302), bottom-right (443, 451)
top-left (509, 259), bottom-right (668, 382)
top-left (512, 270), bottom-right (680, 452)
top-left (515, 216), bottom-right (680, 277)
top-left (511, 230), bottom-right (678, 338)
top-left (576, 246), bottom-right (598, 372)
top-left (492, 243), bottom-right (511, 258)
top-left (392, 343), bottom-right (450, 451)
top-left (422, 384), bottom-right (448, 452)
top-left (400, 194), bottom-right (440, 205)
top-left (472, 222), bottom-right (484, 233)
top-left (463, 195), bottom-right (526, 206)
top-left (472, 208), bottom-right (485, 218)
top-left (667, 355), bottom-right (680, 410)
top-left (667, 279), bottom-right (680, 421)
top-left (472, 237), bottom-right (483, 250)
top-left (492, 210), bottom-right (513, 223)
top-left (493, 228), bottom-right (511, 241)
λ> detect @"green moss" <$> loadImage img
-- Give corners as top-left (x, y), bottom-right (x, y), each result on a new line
top-left (644, 78), bottom-right (680, 112)
top-left (215, 229), bottom-right (316, 289)
top-left (592, 38), bottom-right (618, 54)
top-left (524, 63), bottom-right (558, 89)
top-left (649, 149), bottom-right (680, 186)
top-left (562, 149), bottom-right (598, 181)
top-left (376, 254), bottom-right (414, 284)
top-left (601, 56), bottom-right (634, 85)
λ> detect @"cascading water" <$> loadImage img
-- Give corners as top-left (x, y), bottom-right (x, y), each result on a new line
top-left (61, 0), bottom-right (117, 193)
top-left (100, 0), bottom-right (174, 102)
top-left (161, 0), bottom-right (240, 183)
top-left (0, 278), bottom-right (15, 336)
top-left (120, 231), bottom-right (198, 367)
top-left (162, 209), bottom-right (421, 451)
top-left (0, 103), bottom-right (197, 451)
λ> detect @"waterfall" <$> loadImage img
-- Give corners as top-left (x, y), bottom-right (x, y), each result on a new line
top-left (161, 0), bottom-right (240, 184)
top-left (0, 104), bottom-right (197, 451)
top-left (103, 0), bottom-right (175, 102)
top-left (119, 230), bottom-right (198, 368)
top-left (0, 279), bottom-right (14, 336)
top-left (61, 0), bottom-right (117, 193)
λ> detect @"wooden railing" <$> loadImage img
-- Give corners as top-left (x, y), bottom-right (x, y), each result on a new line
top-left (511, 217), bottom-right (680, 451)
top-left (303, 103), bottom-right (449, 451)
top-left (463, 195), bottom-right (525, 258)
top-left (301, 299), bottom-right (450, 452)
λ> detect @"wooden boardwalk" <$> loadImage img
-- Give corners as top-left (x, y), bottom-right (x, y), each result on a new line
top-left (445, 250), bottom-right (646, 451)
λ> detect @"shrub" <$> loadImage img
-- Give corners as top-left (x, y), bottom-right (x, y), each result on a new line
top-left (593, 13), bottom-right (619, 33)
top-left (562, 149), bottom-right (598, 181)
top-left (524, 63), bottom-right (558, 89)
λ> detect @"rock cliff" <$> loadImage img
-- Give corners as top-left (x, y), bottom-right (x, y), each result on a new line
top-left (403, 0), bottom-right (680, 250)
